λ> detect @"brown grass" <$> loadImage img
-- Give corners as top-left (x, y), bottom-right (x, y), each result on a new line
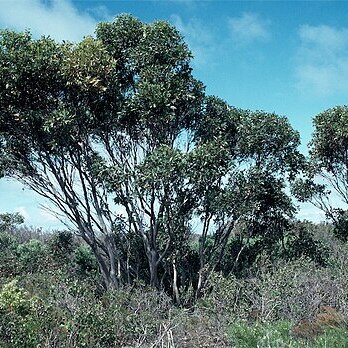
top-left (292, 306), bottom-right (347, 340)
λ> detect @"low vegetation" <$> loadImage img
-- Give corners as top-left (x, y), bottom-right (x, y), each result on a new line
top-left (1, 219), bottom-right (348, 347)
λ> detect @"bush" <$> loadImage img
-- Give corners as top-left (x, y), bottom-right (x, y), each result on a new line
top-left (333, 210), bottom-right (348, 242)
top-left (228, 321), bottom-right (291, 348)
top-left (202, 257), bottom-right (348, 323)
top-left (16, 239), bottom-right (48, 273)
top-left (0, 280), bottom-right (43, 347)
top-left (49, 230), bottom-right (76, 262)
top-left (73, 244), bottom-right (98, 276)
top-left (0, 232), bottom-right (19, 278)
top-left (0, 213), bottom-right (24, 232)
top-left (284, 222), bottom-right (329, 266)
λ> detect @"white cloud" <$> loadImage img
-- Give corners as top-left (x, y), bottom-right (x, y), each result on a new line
top-left (0, 0), bottom-right (97, 42)
top-left (39, 209), bottom-right (60, 223)
top-left (296, 203), bottom-right (326, 223)
top-left (299, 25), bottom-right (348, 54)
top-left (228, 13), bottom-right (271, 44)
top-left (16, 206), bottom-right (31, 221)
top-left (296, 24), bottom-right (348, 96)
top-left (85, 4), bottom-right (112, 21)
top-left (170, 14), bottom-right (215, 67)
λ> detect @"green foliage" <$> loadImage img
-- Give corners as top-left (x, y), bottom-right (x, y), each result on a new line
top-left (228, 321), bottom-right (348, 348)
top-left (0, 280), bottom-right (43, 348)
top-left (228, 321), bottom-right (292, 348)
top-left (0, 212), bottom-right (24, 232)
top-left (236, 111), bottom-right (304, 178)
top-left (228, 169), bottom-right (295, 233)
top-left (332, 209), bottom-right (348, 242)
top-left (49, 230), bottom-right (76, 261)
top-left (298, 105), bottom-right (348, 223)
top-left (16, 239), bottom-right (48, 273)
top-left (136, 145), bottom-right (187, 192)
top-left (193, 96), bottom-right (239, 147)
top-left (73, 244), bottom-right (98, 276)
top-left (291, 177), bottom-right (327, 203)
top-left (310, 106), bottom-right (348, 171)
top-left (284, 222), bottom-right (329, 266)
top-left (0, 281), bottom-right (32, 316)
top-left (0, 234), bottom-right (18, 278)
top-left (0, 230), bottom-right (19, 250)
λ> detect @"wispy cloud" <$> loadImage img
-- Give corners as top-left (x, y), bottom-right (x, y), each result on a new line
top-left (0, 0), bottom-right (97, 42)
top-left (228, 13), bottom-right (271, 44)
top-left (296, 24), bottom-right (348, 96)
top-left (170, 14), bottom-right (216, 67)
top-left (39, 209), bottom-right (60, 223)
top-left (296, 203), bottom-right (325, 223)
top-left (16, 206), bottom-right (31, 221)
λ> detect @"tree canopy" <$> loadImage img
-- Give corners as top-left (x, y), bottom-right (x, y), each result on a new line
top-left (293, 106), bottom-right (348, 219)
top-left (292, 106), bottom-right (348, 241)
top-left (0, 15), bottom-right (304, 297)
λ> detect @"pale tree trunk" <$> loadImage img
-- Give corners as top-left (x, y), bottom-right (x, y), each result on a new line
top-left (106, 235), bottom-right (121, 289)
top-left (172, 258), bottom-right (181, 305)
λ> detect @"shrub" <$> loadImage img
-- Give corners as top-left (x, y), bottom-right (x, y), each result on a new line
top-left (16, 239), bottom-right (48, 273)
top-left (202, 257), bottom-right (348, 323)
top-left (228, 320), bottom-right (291, 348)
top-left (284, 223), bottom-right (329, 266)
top-left (332, 210), bottom-right (348, 242)
top-left (0, 213), bottom-right (24, 232)
top-left (0, 280), bottom-right (42, 347)
top-left (0, 232), bottom-right (19, 278)
top-left (73, 244), bottom-right (98, 276)
top-left (49, 230), bottom-right (76, 261)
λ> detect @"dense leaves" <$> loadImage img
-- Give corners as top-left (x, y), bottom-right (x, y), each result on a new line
top-left (311, 106), bottom-right (348, 172)
top-left (295, 106), bottom-right (348, 235)
top-left (0, 15), bottom-right (304, 297)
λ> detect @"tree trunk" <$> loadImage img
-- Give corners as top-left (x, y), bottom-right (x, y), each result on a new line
top-left (90, 240), bottom-right (120, 291)
top-left (172, 258), bottom-right (181, 305)
top-left (148, 249), bottom-right (160, 289)
top-left (106, 238), bottom-right (120, 289)
top-left (195, 267), bottom-right (205, 300)
top-left (95, 251), bottom-right (119, 290)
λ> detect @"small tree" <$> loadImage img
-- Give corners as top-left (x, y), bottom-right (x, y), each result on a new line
top-left (293, 106), bottom-right (348, 227)
top-left (191, 98), bottom-right (304, 295)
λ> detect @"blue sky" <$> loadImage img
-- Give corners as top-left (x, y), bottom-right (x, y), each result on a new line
top-left (1, 0), bottom-right (347, 227)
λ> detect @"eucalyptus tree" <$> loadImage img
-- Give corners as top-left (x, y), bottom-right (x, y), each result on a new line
top-left (0, 15), bottom-right (304, 296)
top-left (94, 18), bottom-right (204, 289)
top-left (190, 97), bottom-right (304, 296)
top-left (0, 15), bottom-right (204, 290)
top-left (293, 106), bottom-right (348, 240)
top-left (0, 29), bottom-right (122, 289)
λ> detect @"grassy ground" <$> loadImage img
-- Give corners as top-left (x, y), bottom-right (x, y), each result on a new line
top-left (228, 321), bottom-right (348, 348)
